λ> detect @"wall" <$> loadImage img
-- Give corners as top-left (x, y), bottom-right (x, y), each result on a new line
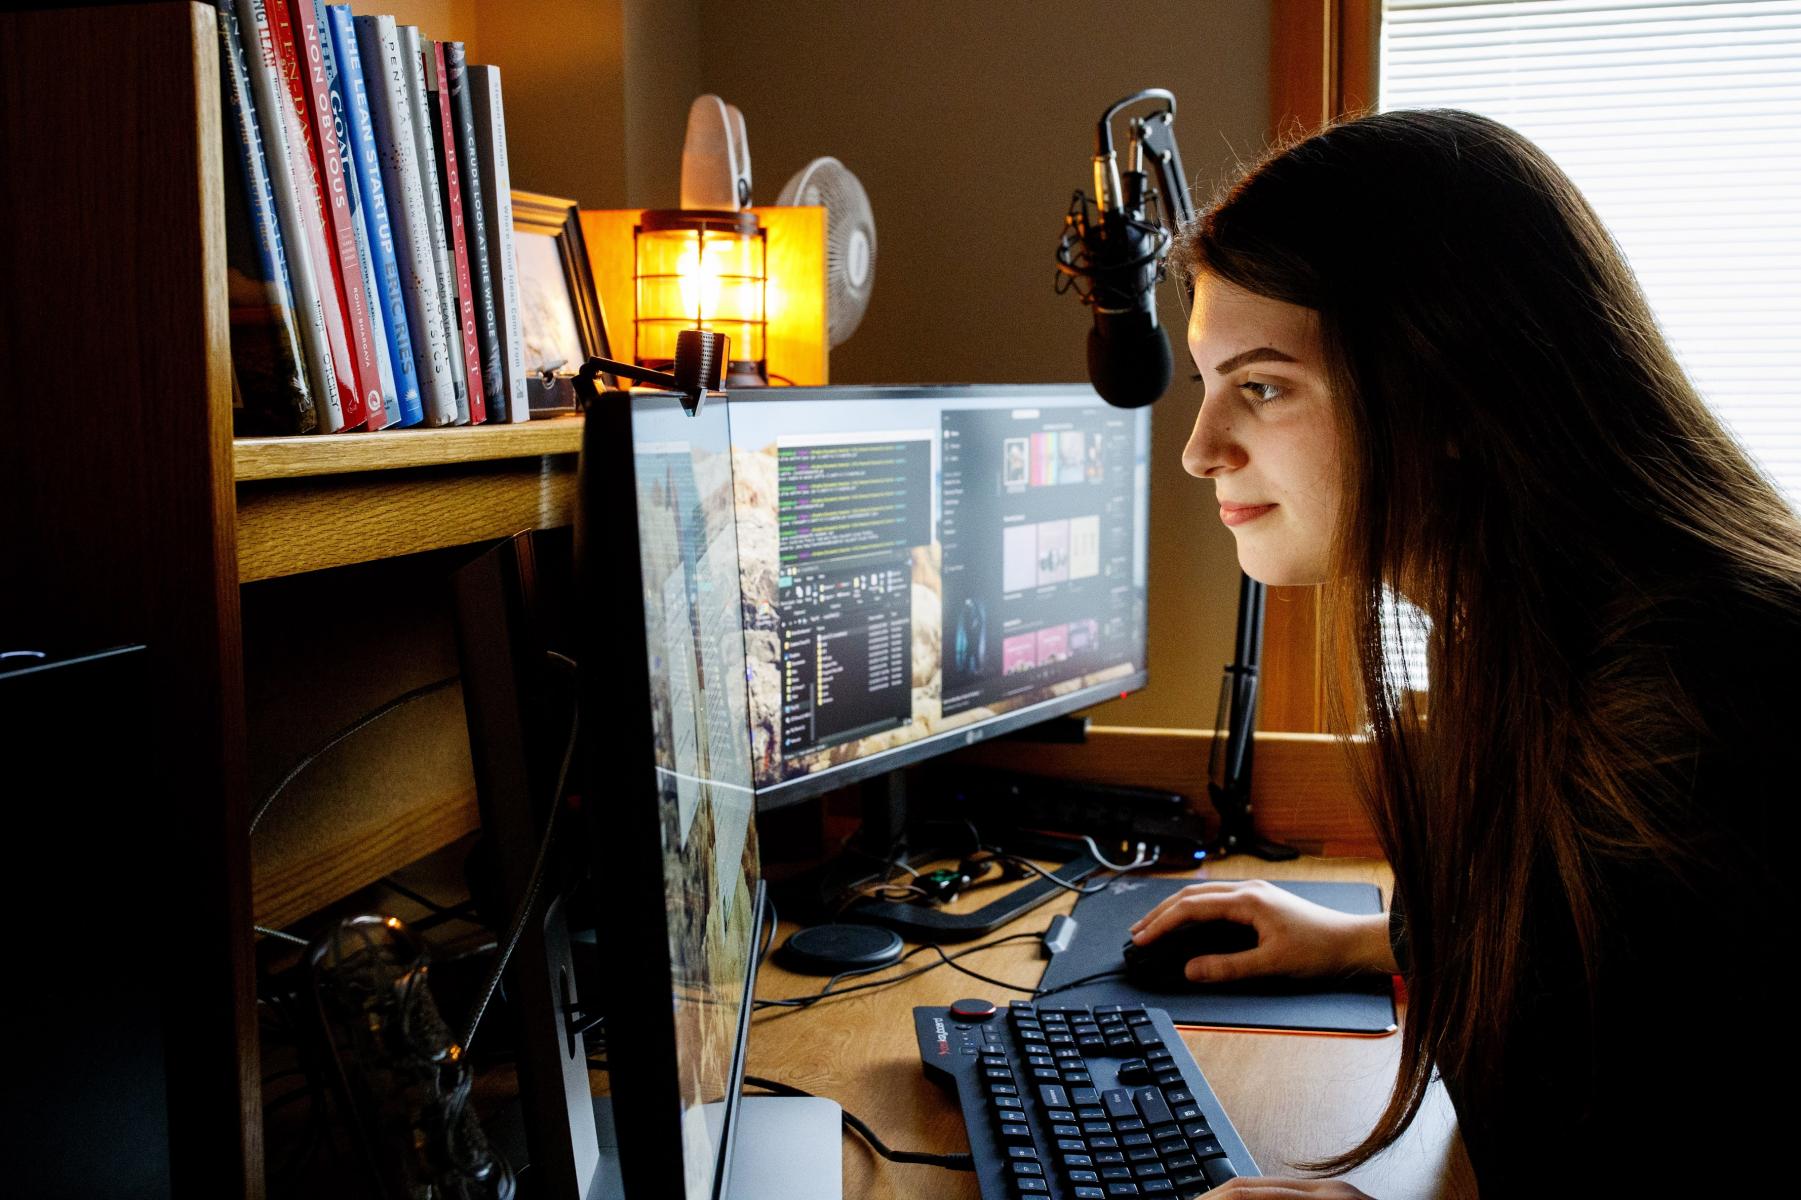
top-left (696, 0), bottom-right (1271, 727)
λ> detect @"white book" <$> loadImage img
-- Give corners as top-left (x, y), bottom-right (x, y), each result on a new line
top-left (355, 14), bottom-right (458, 427)
top-left (234, 0), bottom-right (343, 432)
top-left (401, 24), bottom-right (468, 424)
top-left (468, 64), bottom-right (530, 423)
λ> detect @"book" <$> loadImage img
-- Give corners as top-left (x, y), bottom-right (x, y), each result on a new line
top-left (426, 39), bottom-right (486, 424)
top-left (444, 42), bottom-right (505, 422)
top-left (214, 0), bottom-right (316, 435)
top-left (353, 14), bottom-right (458, 427)
top-left (310, 0), bottom-right (401, 430)
top-left (234, 0), bottom-right (346, 431)
top-left (285, 0), bottom-right (386, 428)
top-left (326, 3), bottom-right (423, 427)
top-left (400, 24), bottom-right (468, 423)
top-left (467, 64), bottom-right (530, 422)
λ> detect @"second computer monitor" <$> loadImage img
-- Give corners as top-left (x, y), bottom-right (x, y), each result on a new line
top-left (730, 385), bottom-right (1151, 806)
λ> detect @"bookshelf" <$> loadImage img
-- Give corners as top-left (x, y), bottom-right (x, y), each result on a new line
top-left (0, 5), bottom-right (578, 1192)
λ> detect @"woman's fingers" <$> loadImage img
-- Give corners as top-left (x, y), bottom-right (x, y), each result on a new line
top-left (1129, 881), bottom-right (1255, 936)
top-left (1129, 890), bottom-right (1263, 948)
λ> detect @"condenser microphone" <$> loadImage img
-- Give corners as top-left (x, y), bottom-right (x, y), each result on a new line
top-left (1056, 89), bottom-right (1193, 410)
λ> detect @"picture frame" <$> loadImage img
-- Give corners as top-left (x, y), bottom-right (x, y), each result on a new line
top-left (510, 189), bottom-right (615, 414)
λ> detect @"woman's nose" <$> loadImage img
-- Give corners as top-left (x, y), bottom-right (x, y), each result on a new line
top-left (1182, 395), bottom-right (1244, 478)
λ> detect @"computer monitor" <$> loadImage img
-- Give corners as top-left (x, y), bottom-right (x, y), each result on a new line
top-left (728, 385), bottom-right (1152, 809)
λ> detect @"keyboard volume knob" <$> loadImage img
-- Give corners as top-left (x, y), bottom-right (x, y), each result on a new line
top-left (949, 998), bottom-right (999, 1021)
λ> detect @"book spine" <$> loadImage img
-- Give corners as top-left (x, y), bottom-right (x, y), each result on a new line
top-left (288, 0), bottom-right (386, 428)
top-left (354, 14), bottom-right (458, 427)
top-left (468, 65), bottom-right (529, 422)
top-left (326, 3), bottom-right (422, 427)
top-left (266, 0), bottom-right (365, 428)
top-left (401, 25), bottom-right (468, 423)
top-left (427, 40), bottom-right (485, 424)
top-left (445, 42), bottom-right (505, 422)
top-left (216, 0), bottom-right (316, 435)
top-left (235, 0), bottom-right (344, 431)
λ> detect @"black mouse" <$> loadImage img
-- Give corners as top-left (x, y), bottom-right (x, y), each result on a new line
top-left (1121, 920), bottom-right (1259, 989)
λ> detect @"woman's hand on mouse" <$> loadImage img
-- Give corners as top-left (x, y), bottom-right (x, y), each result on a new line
top-left (1207, 1178), bottom-right (1376, 1198)
top-left (1127, 879), bottom-right (1398, 982)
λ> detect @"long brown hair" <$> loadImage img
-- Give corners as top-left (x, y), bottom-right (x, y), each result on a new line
top-left (1175, 109), bottom-right (1801, 1170)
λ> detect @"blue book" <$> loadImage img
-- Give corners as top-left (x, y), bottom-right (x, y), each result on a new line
top-left (215, 0), bottom-right (316, 434)
top-left (318, 0), bottom-right (417, 427)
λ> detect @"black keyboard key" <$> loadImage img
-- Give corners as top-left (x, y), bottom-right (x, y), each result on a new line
top-left (1170, 1170), bottom-right (1207, 1193)
top-left (1071, 1087), bottom-right (1102, 1106)
top-left (985, 1068), bottom-right (1014, 1082)
top-left (1180, 1121), bottom-right (1211, 1139)
top-left (1077, 1106), bottom-right (1107, 1120)
top-left (1164, 1088), bottom-right (1194, 1105)
top-left (1101, 1166), bottom-right (1134, 1181)
top-left (1191, 1137), bottom-right (1225, 1160)
top-left (1090, 1136), bottom-right (1120, 1150)
top-left (1155, 1137), bottom-right (1186, 1158)
top-left (1115, 1117), bottom-right (1146, 1133)
top-left (1106, 1183), bottom-right (1141, 1196)
top-left (1011, 1161), bottom-right (1044, 1176)
top-left (995, 1095), bottom-right (1024, 1111)
top-left (1082, 1120), bottom-right (1112, 1134)
top-left (1133, 1161), bottom-right (1168, 1178)
top-left (1164, 1153), bottom-right (1197, 1171)
top-left (1040, 1084), bottom-right (1071, 1109)
top-left (1007, 1145), bottom-right (1038, 1160)
top-left (1069, 1169), bottom-right (1101, 1183)
top-left (1141, 1181), bottom-right (1175, 1195)
top-left (1103, 1088), bottom-right (1136, 1118)
top-left (1121, 1132), bottom-right (1153, 1148)
top-left (1064, 1071), bottom-right (1094, 1086)
top-left (1118, 1060), bottom-right (1154, 1085)
top-left (1134, 1087), bottom-right (1175, 1127)
top-left (1047, 1109), bottom-right (1076, 1122)
top-left (1052, 1124), bottom-right (1082, 1138)
top-left (1074, 1190), bottom-right (1105, 1200)
top-left (1154, 1070), bottom-right (1185, 1088)
top-left (1172, 1105), bottom-right (1203, 1122)
top-left (1202, 1157), bottom-right (1239, 1187)
top-left (1064, 1154), bottom-right (1094, 1169)
top-left (1032, 1068), bottom-right (1062, 1082)
top-left (1016, 1179), bottom-right (1050, 1195)
top-left (990, 1082), bottom-right (1020, 1097)
top-left (1056, 1139), bottom-right (1087, 1153)
top-left (999, 1122), bottom-right (1032, 1143)
top-left (1078, 1035), bottom-right (1108, 1049)
top-left (1126, 1146), bottom-right (1158, 1162)
top-left (1093, 1150), bottom-right (1126, 1165)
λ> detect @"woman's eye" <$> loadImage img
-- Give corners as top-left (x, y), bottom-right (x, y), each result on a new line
top-left (1239, 380), bottom-right (1282, 405)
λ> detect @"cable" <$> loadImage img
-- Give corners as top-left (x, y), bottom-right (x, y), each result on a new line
top-left (742, 1075), bottom-right (974, 1171)
top-left (1081, 834), bottom-right (1154, 873)
top-left (754, 930), bottom-right (1048, 1010)
top-left (249, 674), bottom-right (460, 834)
top-left (1034, 967), bottom-right (1127, 1001)
top-left (460, 702), bottom-right (579, 1053)
top-left (256, 924), bottom-right (311, 947)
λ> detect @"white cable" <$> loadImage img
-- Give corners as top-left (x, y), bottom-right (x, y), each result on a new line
top-left (1082, 835), bottom-right (1152, 873)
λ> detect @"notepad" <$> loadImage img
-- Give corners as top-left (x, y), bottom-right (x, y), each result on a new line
top-left (1034, 877), bottom-right (1398, 1035)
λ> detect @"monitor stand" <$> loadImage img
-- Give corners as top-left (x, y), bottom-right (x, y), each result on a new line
top-left (487, 1094), bottom-right (842, 1200)
top-left (836, 769), bottom-right (1101, 942)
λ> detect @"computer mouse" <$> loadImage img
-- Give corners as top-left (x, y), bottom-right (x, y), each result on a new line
top-left (1121, 920), bottom-right (1259, 990)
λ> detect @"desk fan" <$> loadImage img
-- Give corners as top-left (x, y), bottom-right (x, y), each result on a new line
top-left (777, 157), bottom-right (876, 347)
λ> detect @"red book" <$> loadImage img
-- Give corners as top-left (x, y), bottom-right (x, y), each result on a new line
top-left (427, 40), bottom-right (485, 423)
top-left (264, 0), bottom-right (365, 429)
top-left (288, 0), bottom-right (387, 429)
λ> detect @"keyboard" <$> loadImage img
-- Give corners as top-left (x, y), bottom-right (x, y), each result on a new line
top-left (915, 999), bottom-right (1258, 1198)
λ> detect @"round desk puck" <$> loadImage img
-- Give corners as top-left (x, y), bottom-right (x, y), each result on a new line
top-left (778, 923), bottom-right (905, 975)
top-left (948, 998), bottom-right (998, 1021)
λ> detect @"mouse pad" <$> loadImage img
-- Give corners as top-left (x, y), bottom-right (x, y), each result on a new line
top-left (1034, 877), bottom-right (1398, 1035)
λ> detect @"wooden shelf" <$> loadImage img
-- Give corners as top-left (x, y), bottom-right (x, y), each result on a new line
top-left (233, 416), bottom-right (583, 582)
top-left (233, 414), bottom-right (583, 481)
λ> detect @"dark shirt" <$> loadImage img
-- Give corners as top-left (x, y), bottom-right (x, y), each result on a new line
top-left (1387, 590), bottom-right (1794, 1196)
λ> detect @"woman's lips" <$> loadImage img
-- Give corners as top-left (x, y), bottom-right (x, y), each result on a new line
top-left (1219, 502), bottom-right (1277, 527)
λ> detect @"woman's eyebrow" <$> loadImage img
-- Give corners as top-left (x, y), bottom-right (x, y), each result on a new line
top-left (1214, 346), bottom-right (1298, 375)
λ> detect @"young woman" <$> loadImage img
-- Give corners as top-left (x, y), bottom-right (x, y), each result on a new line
top-left (1128, 109), bottom-right (1799, 1196)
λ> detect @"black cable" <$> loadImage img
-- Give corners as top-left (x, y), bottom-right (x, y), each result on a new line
top-left (742, 1075), bottom-right (974, 1171)
top-left (753, 930), bottom-right (1047, 1010)
top-left (249, 674), bottom-right (460, 834)
top-left (1033, 967), bottom-right (1127, 1000)
top-left (461, 702), bottom-right (578, 1053)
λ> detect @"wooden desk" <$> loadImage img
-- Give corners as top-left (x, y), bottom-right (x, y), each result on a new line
top-left (747, 856), bottom-right (1476, 1200)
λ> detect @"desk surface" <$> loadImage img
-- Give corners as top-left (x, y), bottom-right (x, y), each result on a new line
top-left (747, 855), bottom-right (1476, 1200)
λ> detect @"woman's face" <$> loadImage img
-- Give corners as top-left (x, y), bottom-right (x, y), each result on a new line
top-left (1182, 273), bottom-right (1341, 587)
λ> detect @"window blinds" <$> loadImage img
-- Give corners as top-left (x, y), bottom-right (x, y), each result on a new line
top-left (1381, 0), bottom-right (1801, 510)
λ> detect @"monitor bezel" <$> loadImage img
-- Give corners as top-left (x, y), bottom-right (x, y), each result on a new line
top-left (726, 383), bottom-right (1153, 810)
top-left (577, 391), bottom-right (760, 1200)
